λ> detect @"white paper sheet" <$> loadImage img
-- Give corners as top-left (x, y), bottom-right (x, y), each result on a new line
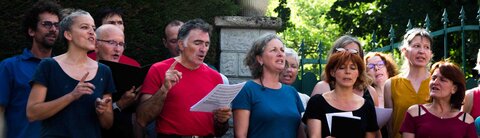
top-left (325, 112), bottom-right (361, 133)
top-left (190, 82), bottom-right (246, 112)
top-left (375, 108), bottom-right (393, 127)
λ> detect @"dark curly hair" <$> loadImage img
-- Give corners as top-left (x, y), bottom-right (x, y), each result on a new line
top-left (23, 0), bottom-right (61, 43)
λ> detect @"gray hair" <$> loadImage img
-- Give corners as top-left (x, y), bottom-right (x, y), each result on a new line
top-left (244, 33), bottom-right (284, 79)
top-left (177, 19), bottom-right (211, 49)
top-left (285, 47), bottom-right (300, 65)
top-left (59, 9), bottom-right (91, 46)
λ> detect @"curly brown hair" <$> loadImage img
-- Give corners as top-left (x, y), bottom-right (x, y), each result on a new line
top-left (364, 52), bottom-right (399, 78)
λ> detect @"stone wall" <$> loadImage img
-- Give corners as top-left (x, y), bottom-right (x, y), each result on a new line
top-left (215, 16), bottom-right (282, 84)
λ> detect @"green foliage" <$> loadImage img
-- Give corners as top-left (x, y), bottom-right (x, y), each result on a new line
top-left (328, 0), bottom-right (480, 78)
top-left (0, 0), bottom-right (240, 67)
top-left (274, 0), bottom-right (291, 32)
top-left (268, 0), bottom-right (341, 76)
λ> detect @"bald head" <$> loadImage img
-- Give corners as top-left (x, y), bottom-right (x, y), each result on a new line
top-left (95, 24), bottom-right (125, 62)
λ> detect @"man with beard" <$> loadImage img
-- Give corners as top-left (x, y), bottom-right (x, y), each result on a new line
top-left (0, 1), bottom-right (61, 138)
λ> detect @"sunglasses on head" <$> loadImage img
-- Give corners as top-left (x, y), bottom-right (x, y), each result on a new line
top-left (335, 48), bottom-right (358, 54)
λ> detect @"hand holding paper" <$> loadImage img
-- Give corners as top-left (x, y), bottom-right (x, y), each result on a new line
top-left (190, 82), bottom-right (246, 112)
top-left (214, 107), bottom-right (232, 123)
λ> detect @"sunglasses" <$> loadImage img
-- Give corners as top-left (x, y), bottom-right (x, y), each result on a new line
top-left (335, 48), bottom-right (358, 54)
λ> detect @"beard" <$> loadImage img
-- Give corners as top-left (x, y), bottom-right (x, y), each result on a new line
top-left (39, 32), bottom-right (57, 49)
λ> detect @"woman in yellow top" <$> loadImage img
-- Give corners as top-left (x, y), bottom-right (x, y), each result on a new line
top-left (384, 28), bottom-right (433, 138)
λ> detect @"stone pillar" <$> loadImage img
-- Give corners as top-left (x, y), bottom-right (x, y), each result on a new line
top-left (215, 16), bottom-right (282, 84)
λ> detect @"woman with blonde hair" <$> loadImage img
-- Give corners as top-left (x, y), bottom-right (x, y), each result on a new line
top-left (384, 28), bottom-right (433, 138)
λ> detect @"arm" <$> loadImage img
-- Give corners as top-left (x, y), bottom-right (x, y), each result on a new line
top-left (136, 61), bottom-right (181, 127)
top-left (116, 86), bottom-right (138, 110)
top-left (402, 132), bottom-right (415, 138)
top-left (0, 106), bottom-right (4, 136)
top-left (297, 122), bottom-right (307, 138)
top-left (213, 107), bottom-right (231, 137)
top-left (306, 119), bottom-right (321, 138)
top-left (233, 109), bottom-right (250, 138)
top-left (365, 132), bottom-right (376, 138)
top-left (96, 93), bottom-right (113, 129)
top-left (462, 90), bottom-right (474, 113)
top-left (27, 73), bottom-right (94, 121)
top-left (310, 81), bottom-right (330, 97)
top-left (367, 85), bottom-right (379, 107)
top-left (136, 92), bottom-right (164, 127)
top-left (383, 79), bottom-right (393, 137)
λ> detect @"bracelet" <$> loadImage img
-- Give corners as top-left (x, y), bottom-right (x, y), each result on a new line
top-left (113, 102), bottom-right (122, 112)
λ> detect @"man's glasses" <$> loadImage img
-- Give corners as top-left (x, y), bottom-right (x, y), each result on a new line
top-left (367, 61), bottom-right (385, 70)
top-left (97, 39), bottom-right (126, 48)
top-left (40, 21), bottom-right (59, 29)
top-left (335, 48), bottom-right (358, 54)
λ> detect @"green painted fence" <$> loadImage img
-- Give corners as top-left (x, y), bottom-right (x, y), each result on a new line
top-left (294, 7), bottom-right (480, 95)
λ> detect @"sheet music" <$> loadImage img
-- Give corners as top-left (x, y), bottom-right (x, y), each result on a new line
top-left (190, 82), bottom-right (246, 112)
top-left (326, 112), bottom-right (361, 133)
top-left (375, 108), bottom-right (393, 127)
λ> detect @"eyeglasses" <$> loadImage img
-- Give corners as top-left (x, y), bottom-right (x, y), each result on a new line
top-left (40, 21), bottom-right (59, 29)
top-left (367, 61), bottom-right (385, 70)
top-left (336, 48), bottom-right (358, 54)
top-left (97, 39), bottom-right (126, 48)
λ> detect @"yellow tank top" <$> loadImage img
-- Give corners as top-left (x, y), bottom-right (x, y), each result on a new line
top-left (390, 76), bottom-right (430, 138)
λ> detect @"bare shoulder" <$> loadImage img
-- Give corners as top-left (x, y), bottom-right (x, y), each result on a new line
top-left (315, 81), bottom-right (329, 88)
top-left (465, 89), bottom-right (475, 97)
top-left (406, 104), bottom-right (423, 117)
top-left (311, 81), bottom-right (330, 96)
top-left (367, 85), bottom-right (376, 94)
top-left (384, 78), bottom-right (392, 88)
top-left (459, 112), bottom-right (475, 124)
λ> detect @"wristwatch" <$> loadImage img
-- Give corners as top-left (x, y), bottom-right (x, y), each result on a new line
top-left (113, 102), bottom-right (122, 112)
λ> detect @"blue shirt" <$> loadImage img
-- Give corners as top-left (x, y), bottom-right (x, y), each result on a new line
top-left (0, 48), bottom-right (42, 138)
top-left (31, 58), bottom-right (116, 138)
top-left (232, 80), bottom-right (304, 138)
